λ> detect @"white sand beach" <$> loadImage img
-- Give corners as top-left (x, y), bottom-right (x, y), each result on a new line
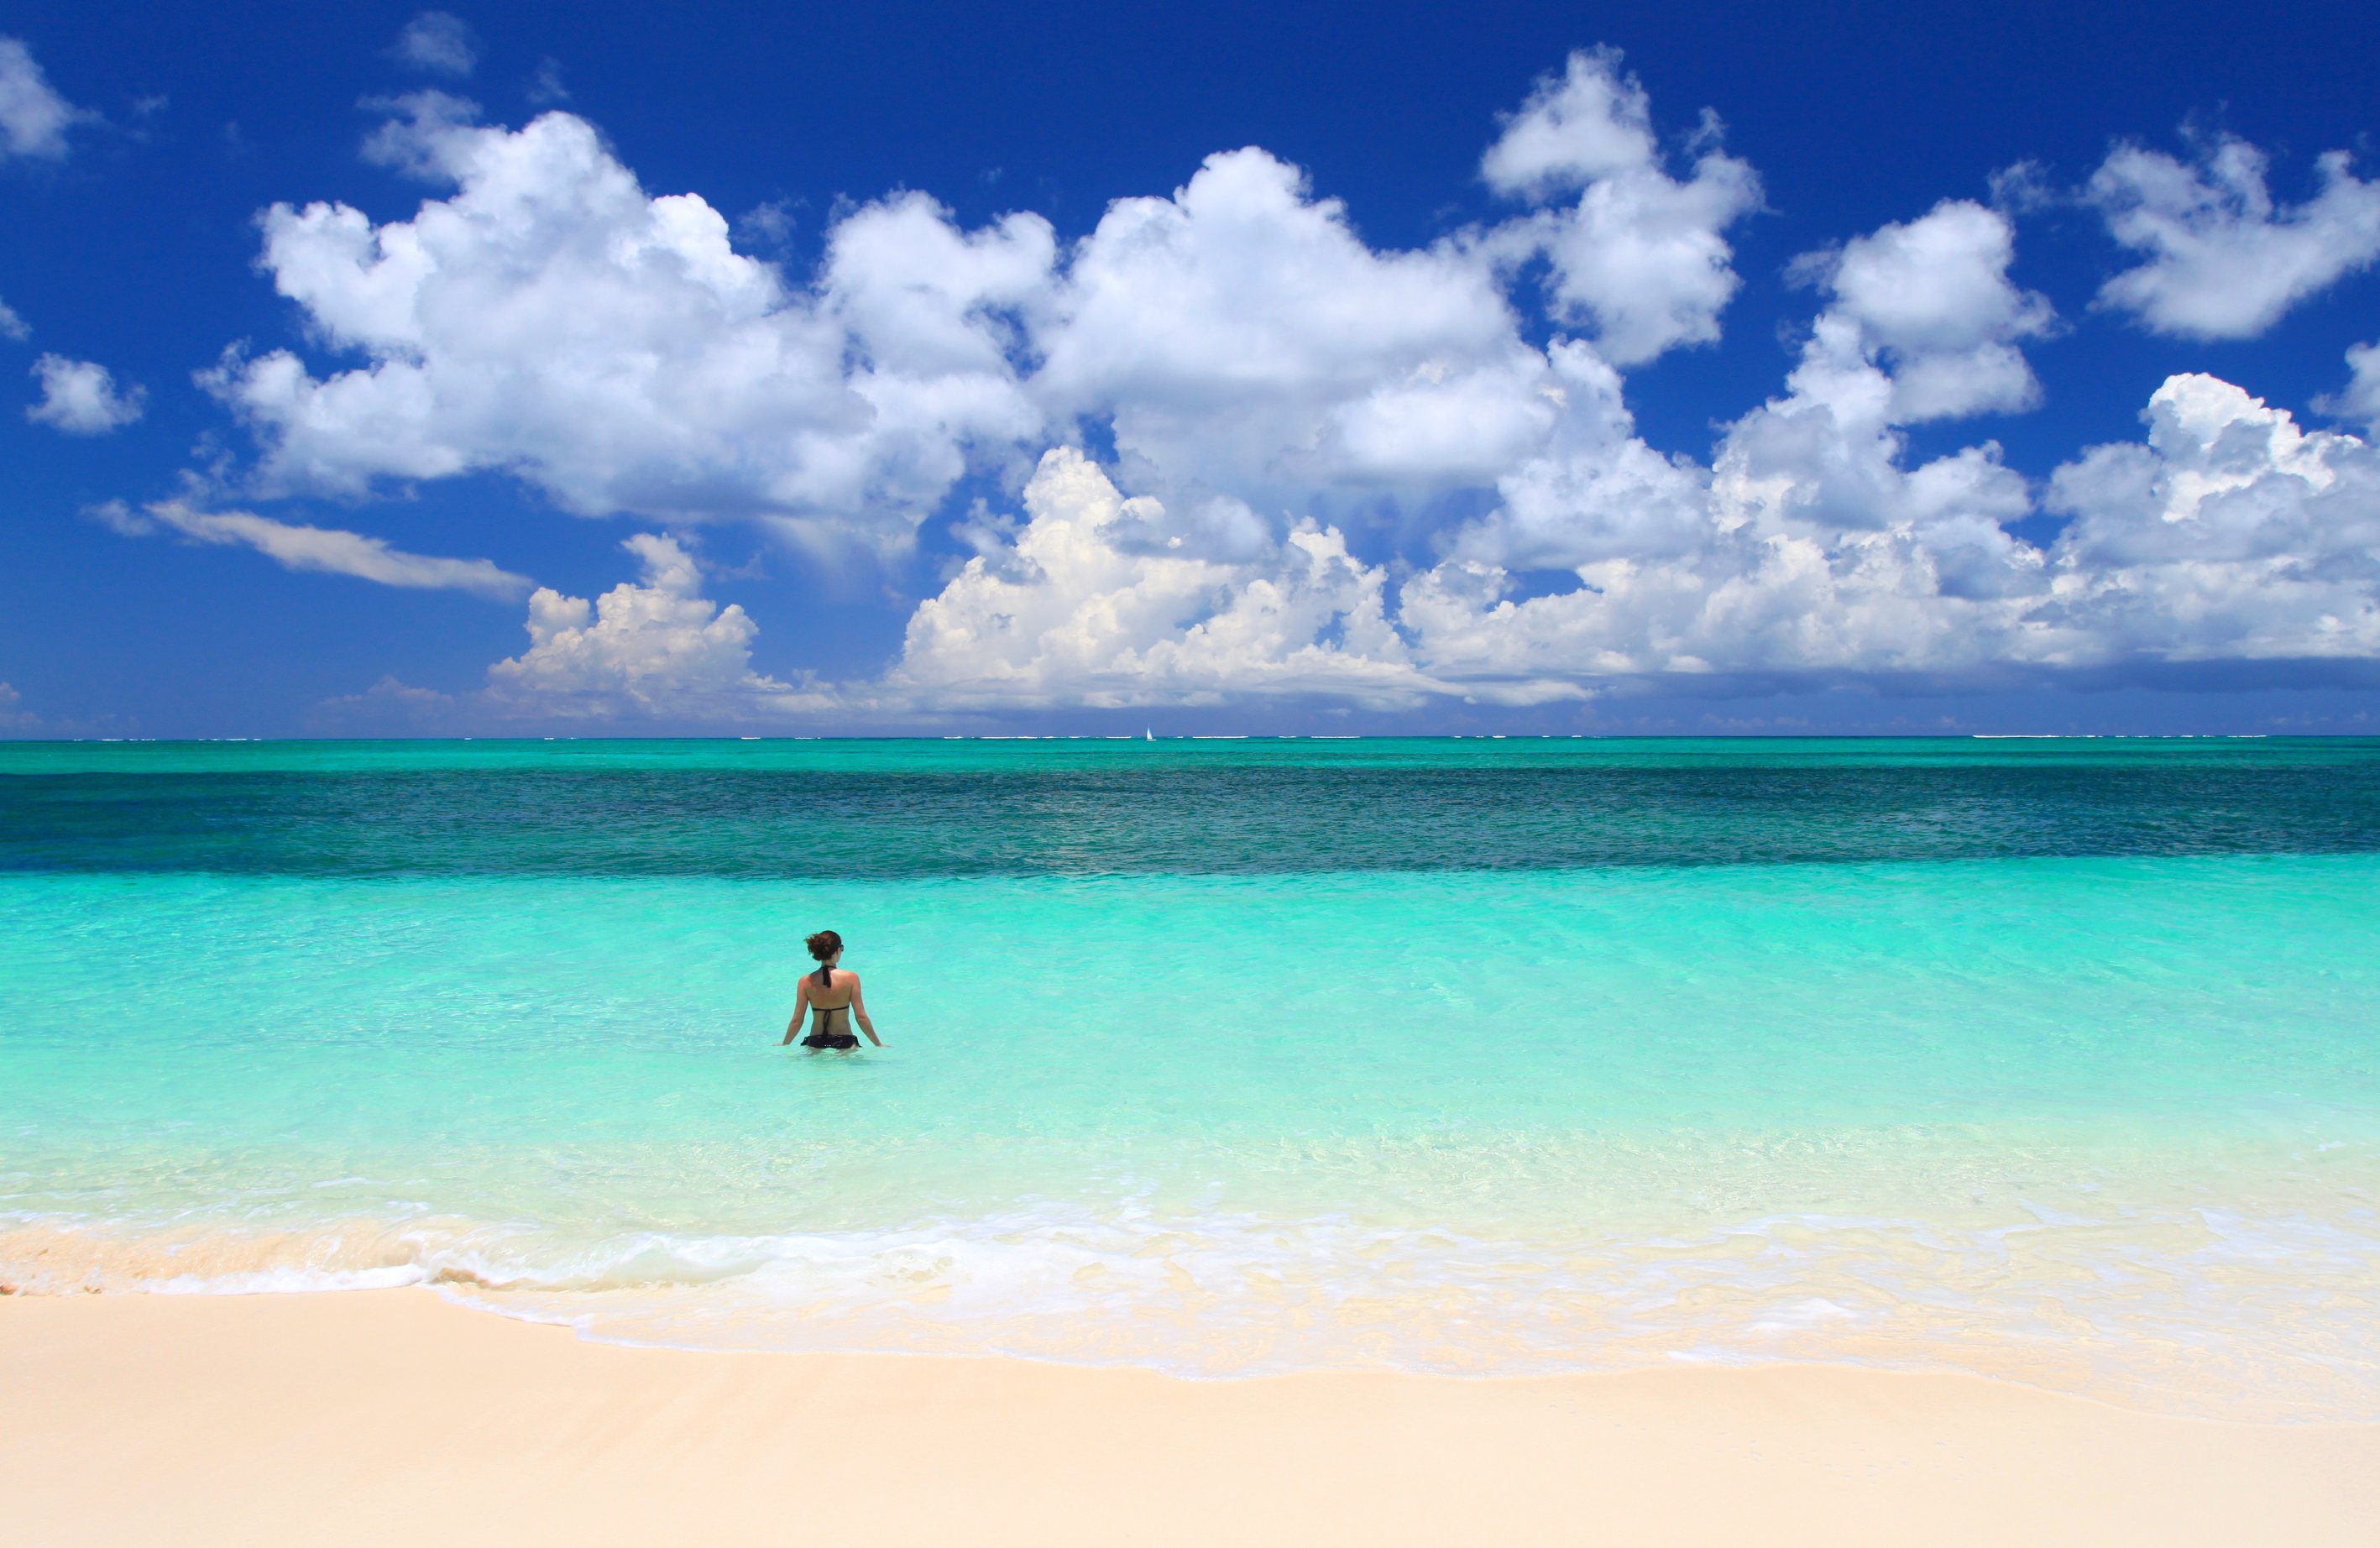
top-left (4, 1289), bottom-right (2375, 1546)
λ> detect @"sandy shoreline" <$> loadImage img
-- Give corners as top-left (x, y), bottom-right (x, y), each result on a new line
top-left (3, 1290), bottom-right (2376, 1545)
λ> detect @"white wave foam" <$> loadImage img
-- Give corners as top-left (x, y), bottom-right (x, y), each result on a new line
top-left (7, 1200), bottom-right (2379, 1420)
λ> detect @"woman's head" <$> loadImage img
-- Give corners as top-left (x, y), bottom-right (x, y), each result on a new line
top-left (805, 929), bottom-right (843, 965)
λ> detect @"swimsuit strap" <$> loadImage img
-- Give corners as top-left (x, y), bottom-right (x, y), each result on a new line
top-left (814, 960), bottom-right (833, 990)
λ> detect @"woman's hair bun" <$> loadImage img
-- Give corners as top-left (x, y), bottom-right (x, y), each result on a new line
top-left (805, 929), bottom-right (843, 963)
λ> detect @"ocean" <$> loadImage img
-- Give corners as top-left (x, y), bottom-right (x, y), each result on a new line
top-left (3, 737), bottom-right (2377, 1419)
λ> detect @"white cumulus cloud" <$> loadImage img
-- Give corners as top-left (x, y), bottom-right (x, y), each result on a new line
top-left (1481, 49), bottom-right (1761, 366)
top-left (886, 447), bottom-right (1576, 709)
top-left (1713, 201), bottom-right (2048, 544)
top-left (2045, 374), bottom-right (2380, 662)
top-left (0, 298), bottom-right (26, 341)
top-left (207, 56), bottom-right (1769, 547)
top-left (1405, 364), bottom-right (2380, 692)
top-left (0, 37), bottom-right (84, 160)
top-left (205, 96), bottom-right (1051, 552)
top-left (390, 12), bottom-right (479, 77)
top-left (1444, 201), bottom-right (2046, 586)
top-left (1441, 340), bottom-right (1712, 573)
top-left (486, 533), bottom-right (834, 717)
top-left (175, 48), bottom-right (2380, 719)
top-left (2088, 136), bottom-right (2380, 339)
top-left (1402, 199), bottom-right (2065, 687)
top-left (92, 499), bottom-right (532, 599)
top-left (27, 354), bottom-right (144, 433)
top-left (1792, 198), bottom-right (2055, 422)
top-left (1031, 147), bottom-right (1547, 504)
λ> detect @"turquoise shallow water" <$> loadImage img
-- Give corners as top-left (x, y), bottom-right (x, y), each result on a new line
top-left (4, 739), bottom-right (2377, 1416)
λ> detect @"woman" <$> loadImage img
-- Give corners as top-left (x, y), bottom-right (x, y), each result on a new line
top-left (781, 929), bottom-right (883, 1050)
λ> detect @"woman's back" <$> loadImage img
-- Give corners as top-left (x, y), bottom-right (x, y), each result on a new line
top-left (808, 966), bottom-right (855, 1010)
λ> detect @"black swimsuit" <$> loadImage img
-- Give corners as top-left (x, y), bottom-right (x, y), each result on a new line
top-left (801, 964), bottom-right (860, 1049)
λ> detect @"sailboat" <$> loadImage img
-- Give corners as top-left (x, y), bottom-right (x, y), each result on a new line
top-left (1144, 727), bottom-right (1153, 741)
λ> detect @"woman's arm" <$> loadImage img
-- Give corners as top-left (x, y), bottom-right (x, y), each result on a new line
top-left (850, 976), bottom-right (883, 1046)
top-left (780, 977), bottom-right (811, 1044)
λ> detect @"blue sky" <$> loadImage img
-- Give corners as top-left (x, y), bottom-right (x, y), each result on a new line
top-left (6, 0), bottom-right (2380, 735)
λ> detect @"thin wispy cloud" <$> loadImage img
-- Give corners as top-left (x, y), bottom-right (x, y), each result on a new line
top-left (390, 12), bottom-right (479, 78)
top-left (92, 499), bottom-right (533, 599)
top-left (0, 36), bottom-right (89, 160)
